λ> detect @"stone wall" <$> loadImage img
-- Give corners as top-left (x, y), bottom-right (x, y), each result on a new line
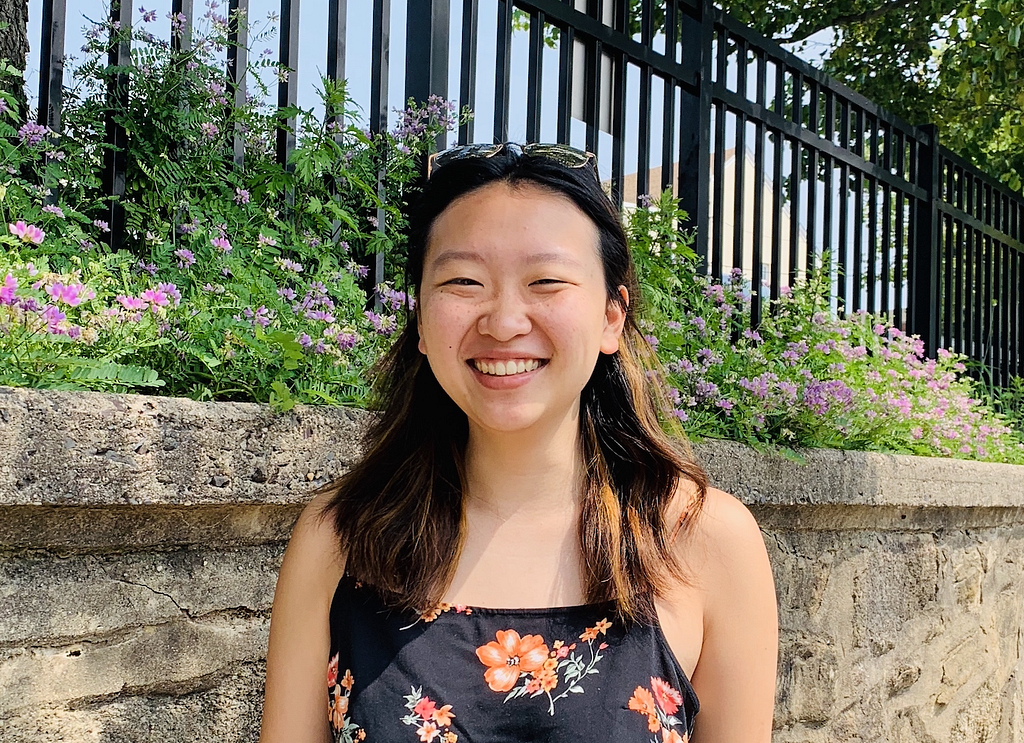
top-left (1, 386), bottom-right (1022, 742)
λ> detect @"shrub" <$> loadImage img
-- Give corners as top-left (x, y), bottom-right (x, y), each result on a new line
top-left (629, 190), bottom-right (1024, 464)
top-left (0, 10), bottom-right (463, 408)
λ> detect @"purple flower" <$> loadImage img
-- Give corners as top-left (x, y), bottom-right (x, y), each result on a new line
top-left (211, 236), bottom-right (232, 253)
top-left (8, 221), bottom-right (45, 244)
top-left (297, 333), bottom-right (312, 348)
top-left (116, 295), bottom-right (147, 311)
top-left (234, 188), bottom-right (250, 205)
top-left (42, 204), bottom-right (65, 219)
top-left (802, 379), bottom-right (854, 415)
top-left (694, 379), bottom-right (719, 402)
top-left (18, 122), bottom-right (49, 146)
top-left (157, 282), bottom-right (181, 307)
top-left (41, 304), bottom-right (67, 329)
top-left (136, 260), bottom-right (158, 276)
top-left (141, 287), bottom-right (170, 308)
top-left (174, 248), bottom-right (196, 268)
top-left (344, 260), bottom-right (370, 279)
top-left (0, 273), bottom-right (17, 305)
top-left (201, 122), bottom-right (220, 140)
top-left (139, 6), bottom-right (157, 21)
top-left (364, 309), bottom-right (397, 335)
top-left (304, 309), bottom-right (335, 323)
top-left (46, 281), bottom-right (94, 307)
top-left (276, 257), bottom-right (303, 273)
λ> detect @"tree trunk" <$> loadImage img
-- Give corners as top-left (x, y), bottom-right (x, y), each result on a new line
top-left (0, 0), bottom-right (29, 119)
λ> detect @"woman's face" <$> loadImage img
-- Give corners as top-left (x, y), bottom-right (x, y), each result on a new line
top-left (416, 181), bottom-right (626, 436)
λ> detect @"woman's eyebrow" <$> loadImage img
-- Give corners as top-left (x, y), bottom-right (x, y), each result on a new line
top-left (430, 250), bottom-right (485, 269)
top-left (430, 249), bottom-right (584, 269)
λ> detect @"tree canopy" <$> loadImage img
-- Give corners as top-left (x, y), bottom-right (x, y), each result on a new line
top-left (721, 0), bottom-right (1024, 192)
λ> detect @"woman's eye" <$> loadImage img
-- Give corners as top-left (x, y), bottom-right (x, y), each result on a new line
top-left (442, 277), bottom-right (480, 286)
top-left (531, 278), bottom-right (564, 286)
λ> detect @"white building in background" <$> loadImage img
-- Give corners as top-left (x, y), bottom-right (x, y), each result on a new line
top-left (617, 147), bottom-right (808, 291)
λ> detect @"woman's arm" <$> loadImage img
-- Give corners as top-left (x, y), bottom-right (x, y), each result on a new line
top-left (260, 492), bottom-right (346, 743)
top-left (688, 488), bottom-right (779, 743)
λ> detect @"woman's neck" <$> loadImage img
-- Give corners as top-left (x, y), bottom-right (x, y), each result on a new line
top-left (462, 410), bottom-right (582, 522)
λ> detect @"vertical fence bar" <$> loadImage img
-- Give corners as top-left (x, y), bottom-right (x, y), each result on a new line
top-left (852, 109), bottom-right (864, 312)
top-left (556, 24), bottom-right (573, 143)
top-left (806, 81), bottom-right (819, 275)
top-left (37, 0), bottom-right (67, 133)
top-left (227, 0), bottom-right (249, 167)
top-left (836, 100), bottom-right (850, 312)
top-left (881, 124), bottom-right (892, 317)
top-left (635, 0), bottom-right (653, 197)
top-left (276, 0), bottom-right (300, 165)
top-left (787, 69), bottom-right (801, 286)
top-left (907, 124), bottom-right (941, 355)
top-left (750, 52), bottom-right (765, 322)
top-left (525, 10), bottom-right (545, 143)
top-left (494, 0), bottom-right (512, 143)
top-left (661, 1), bottom-right (678, 193)
top-left (326, 0), bottom-right (347, 85)
top-left (459, 0), bottom-right (478, 144)
top-left (369, 0), bottom-right (390, 290)
top-left (171, 0), bottom-right (194, 51)
top-left (706, 14), bottom-right (726, 276)
top-left (821, 90), bottom-right (834, 299)
top-left (103, 0), bottom-right (132, 250)
top-left (406, 0), bottom-right (450, 150)
top-left (731, 40), bottom-right (747, 276)
top-left (610, 52), bottom-right (627, 204)
top-left (692, 0), bottom-right (713, 276)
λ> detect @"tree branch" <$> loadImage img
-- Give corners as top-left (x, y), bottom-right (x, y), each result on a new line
top-left (776, 0), bottom-right (924, 44)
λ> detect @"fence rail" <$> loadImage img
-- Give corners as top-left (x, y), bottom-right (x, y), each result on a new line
top-left (29, 0), bottom-right (1024, 385)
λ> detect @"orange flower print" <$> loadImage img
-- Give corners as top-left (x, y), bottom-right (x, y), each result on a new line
top-left (326, 660), bottom-right (364, 742)
top-left (475, 629), bottom-right (549, 692)
top-left (628, 686), bottom-right (660, 732)
top-left (651, 676), bottom-right (683, 716)
top-left (628, 678), bottom-right (688, 741)
top-left (478, 621), bottom-right (610, 715)
top-left (579, 617), bottom-right (611, 642)
top-left (628, 685), bottom-right (657, 717)
top-left (402, 688), bottom-right (457, 742)
top-left (432, 705), bottom-right (455, 727)
top-left (329, 687), bottom-right (349, 729)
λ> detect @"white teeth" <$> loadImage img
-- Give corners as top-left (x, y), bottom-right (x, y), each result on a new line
top-left (474, 359), bottom-right (542, 376)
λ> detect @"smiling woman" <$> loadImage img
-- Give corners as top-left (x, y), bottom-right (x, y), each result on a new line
top-left (259, 143), bottom-right (778, 743)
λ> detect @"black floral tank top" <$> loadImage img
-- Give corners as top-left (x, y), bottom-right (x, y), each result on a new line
top-left (327, 575), bottom-right (699, 742)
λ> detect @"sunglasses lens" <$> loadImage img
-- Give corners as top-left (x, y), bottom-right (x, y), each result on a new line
top-left (523, 144), bottom-right (593, 169)
top-left (428, 143), bottom-right (597, 179)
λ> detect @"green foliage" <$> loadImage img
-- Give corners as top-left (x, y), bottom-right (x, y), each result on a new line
top-left (627, 192), bottom-right (1024, 464)
top-left (0, 12), bottom-right (464, 408)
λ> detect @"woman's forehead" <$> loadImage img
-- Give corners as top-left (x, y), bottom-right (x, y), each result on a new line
top-left (424, 182), bottom-right (600, 266)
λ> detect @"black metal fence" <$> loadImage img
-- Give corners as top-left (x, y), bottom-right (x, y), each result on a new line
top-left (31, 0), bottom-right (1024, 385)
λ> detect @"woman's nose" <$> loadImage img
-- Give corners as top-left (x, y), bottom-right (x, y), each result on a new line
top-left (477, 292), bottom-right (532, 341)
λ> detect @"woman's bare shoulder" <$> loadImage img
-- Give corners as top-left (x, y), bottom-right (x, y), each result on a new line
top-left (284, 488), bottom-right (347, 595)
top-left (678, 487), bottom-right (769, 590)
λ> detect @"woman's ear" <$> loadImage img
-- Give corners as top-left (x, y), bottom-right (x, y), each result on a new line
top-left (600, 286), bottom-right (629, 354)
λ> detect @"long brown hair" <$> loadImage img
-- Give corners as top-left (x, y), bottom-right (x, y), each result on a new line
top-left (317, 149), bottom-right (707, 621)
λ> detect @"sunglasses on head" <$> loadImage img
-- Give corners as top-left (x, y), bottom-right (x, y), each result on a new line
top-left (426, 142), bottom-right (598, 179)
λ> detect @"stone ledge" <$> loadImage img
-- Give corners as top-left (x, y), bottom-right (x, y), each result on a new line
top-left (0, 614), bottom-right (269, 718)
top-left (1, 386), bottom-right (1021, 511)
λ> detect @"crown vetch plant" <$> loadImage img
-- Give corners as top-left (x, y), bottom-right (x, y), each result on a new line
top-left (628, 190), bottom-right (1024, 464)
top-left (0, 10), bottom-right (464, 407)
